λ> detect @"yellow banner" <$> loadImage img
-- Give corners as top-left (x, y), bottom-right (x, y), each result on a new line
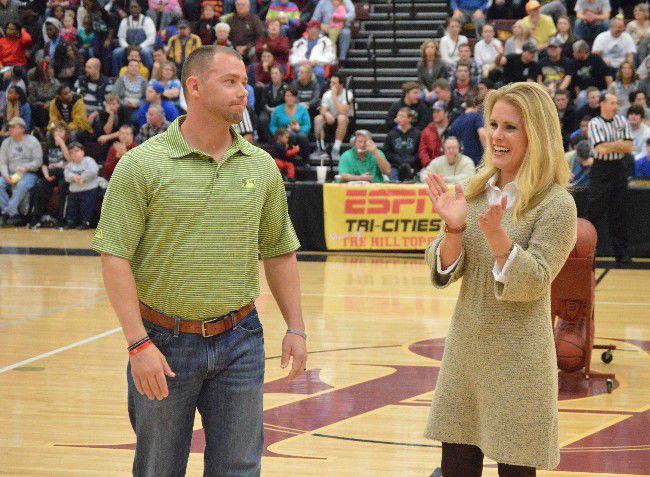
top-left (323, 183), bottom-right (443, 250)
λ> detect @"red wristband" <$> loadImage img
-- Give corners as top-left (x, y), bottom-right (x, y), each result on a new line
top-left (128, 339), bottom-right (153, 356)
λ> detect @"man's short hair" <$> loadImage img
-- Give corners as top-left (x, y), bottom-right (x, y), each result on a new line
top-left (148, 103), bottom-right (165, 118)
top-left (586, 86), bottom-right (599, 96)
top-left (630, 89), bottom-right (646, 104)
top-left (573, 39), bottom-right (590, 54)
top-left (554, 89), bottom-right (569, 98)
top-left (580, 115), bottom-right (592, 123)
top-left (274, 127), bottom-right (289, 140)
top-left (120, 124), bottom-right (134, 133)
top-left (444, 136), bottom-right (460, 148)
top-left (575, 140), bottom-right (591, 159)
top-left (180, 45), bottom-right (242, 96)
top-left (398, 107), bottom-right (415, 117)
top-left (401, 81), bottom-right (421, 95)
top-left (432, 78), bottom-right (450, 91)
top-left (627, 104), bottom-right (645, 118)
top-left (600, 92), bottom-right (616, 104)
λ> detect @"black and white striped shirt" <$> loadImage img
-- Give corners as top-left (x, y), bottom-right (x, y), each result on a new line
top-left (588, 115), bottom-right (633, 161)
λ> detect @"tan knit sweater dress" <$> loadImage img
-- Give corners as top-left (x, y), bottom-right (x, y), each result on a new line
top-left (423, 183), bottom-right (577, 470)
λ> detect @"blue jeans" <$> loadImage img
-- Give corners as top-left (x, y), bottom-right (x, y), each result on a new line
top-left (574, 20), bottom-right (609, 43)
top-left (0, 172), bottom-right (37, 217)
top-left (127, 308), bottom-right (265, 477)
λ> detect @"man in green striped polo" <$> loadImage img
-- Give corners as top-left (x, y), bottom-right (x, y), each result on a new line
top-left (91, 45), bottom-right (307, 476)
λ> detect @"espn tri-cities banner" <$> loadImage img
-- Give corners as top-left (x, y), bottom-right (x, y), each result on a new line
top-left (323, 183), bottom-right (444, 250)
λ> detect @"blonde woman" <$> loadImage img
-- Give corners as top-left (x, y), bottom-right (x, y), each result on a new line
top-left (626, 3), bottom-right (650, 45)
top-left (423, 81), bottom-right (577, 476)
top-left (504, 20), bottom-right (535, 56)
top-left (417, 40), bottom-right (448, 103)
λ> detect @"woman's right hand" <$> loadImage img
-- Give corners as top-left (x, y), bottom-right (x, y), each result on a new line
top-left (425, 173), bottom-right (467, 228)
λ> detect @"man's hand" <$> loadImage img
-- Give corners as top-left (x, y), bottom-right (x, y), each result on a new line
top-left (281, 332), bottom-right (307, 381)
top-left (130, 343), bottom-right (176, 400)
top-left (88, 111), bottom-right (99, 123)
top-left (3, 175), bottom-right (12, 185)
top-left (360, 173), bottom-right (373, 182)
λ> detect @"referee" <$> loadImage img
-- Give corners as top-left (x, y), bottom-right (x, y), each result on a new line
top-left (587, 92), bottom-right (633, 264)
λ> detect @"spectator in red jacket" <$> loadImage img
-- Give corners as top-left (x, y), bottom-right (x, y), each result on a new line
top-left (255, 18), bottom-right (290, 65)
top-left (0, 22), bottom-right (32, 67)
top-left (102, 125), bottom-right (136, 180)
top-left (418, 100), bottom-right (450, 168)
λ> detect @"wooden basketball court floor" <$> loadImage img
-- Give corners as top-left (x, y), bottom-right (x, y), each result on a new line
top-left (1, 228), bottom-right (649, 477)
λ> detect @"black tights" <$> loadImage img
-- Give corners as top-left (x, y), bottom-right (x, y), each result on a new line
top-left (441, 443), bottom-right (536, 477)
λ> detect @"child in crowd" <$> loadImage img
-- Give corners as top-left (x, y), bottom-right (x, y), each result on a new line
top-left (77, 15), bottom-right (96, 59)
top-left (61, 10), bottom-right (77, 44)
top-left (270, 127), bottom-right (298, 180)
top-left (327, 0), bottom-right (347, 45)
top-left (63, 142), bottom-right (100, 230)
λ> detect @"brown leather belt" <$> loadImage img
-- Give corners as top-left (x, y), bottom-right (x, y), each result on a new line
top-left (139, 301), bottom-right (255, 338)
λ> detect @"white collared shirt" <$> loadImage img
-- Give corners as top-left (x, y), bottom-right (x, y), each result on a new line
top-left (436, 175), bottom-right (519, 283)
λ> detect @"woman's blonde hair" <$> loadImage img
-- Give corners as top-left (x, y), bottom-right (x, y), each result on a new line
top-left (420, 39), bottom-right (440, 63)
top-left (634, 3), bottom-right (649, 18)
top-left (464, 82), bottom-right (571, 222)
top-left (156, 60), bottom-right (178, 81)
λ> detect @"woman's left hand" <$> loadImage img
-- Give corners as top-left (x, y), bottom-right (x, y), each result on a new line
top-left (478, 196), bottom-right (507, 236)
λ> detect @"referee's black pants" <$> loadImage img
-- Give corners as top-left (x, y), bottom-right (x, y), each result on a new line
top-left (586, 159), bottom-right (629, 259)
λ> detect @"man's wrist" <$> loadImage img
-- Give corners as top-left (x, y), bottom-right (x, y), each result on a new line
top-left (286, 328), bottom-right (307, 340)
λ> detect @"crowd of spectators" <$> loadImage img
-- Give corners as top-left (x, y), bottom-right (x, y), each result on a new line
top-left (1, 0), bottom-right (649, 243)
top-left (0, 0), bottom-right (357, 228)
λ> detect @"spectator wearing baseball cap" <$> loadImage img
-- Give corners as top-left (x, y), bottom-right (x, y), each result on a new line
top-left (536, 36), bottom-right (573, 93)
top-left (132, 80), bottom-right (180, 128)
top-left (166, 20), bottom-right (202, 71)
top-left (495, 40), bottom-right (539, 84)
top-left (419, 100), bottom-right (450, 169)
top-left (289, 18), bottom-right (336, 85)
top-left (522, 0), bottom-right (557, 48)
top-left (0, 116), bottom-right (42, 226)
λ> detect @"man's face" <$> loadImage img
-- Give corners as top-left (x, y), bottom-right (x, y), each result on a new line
top-left (70, 148), bottom-right (85, 162)
top-left (118, 127), bottom-right (134, 144)
top-left (354, 134), bottom-right (368, 153)
top-left (601, 94), bottom-right (618, 117)
top-left (128, 50), bottom-right (141, 63)
top-left (573, 49), bottom-right (588, 62)
top-left (235, 0), bottom-right (249, 16)
top-left (8, 124), bottom-right (24, 139)
top-left (587, 90), bottom-right (600, 108)
top-left (5, 23), bottom-right (19, 39)
top-left (434, 87), bottom-right (449, 102)
top-left (147, 108), bottom-right (163, 127)
top-left (395, 111), bottom-right (411, 128)
top-left (448, 21), bottom-right (460, 35)
top-left (433, 108), bottom-right (447, 123)
top-left (46, 24), bottom-right (58, 40)
top-left (610, 19), bottom-right (624, 37)
top-left (185, 53), bottom-right (249, 124)
top-left (178, 25), bottom-right (190, 38)
top-left (129, 2), bottom-right (141, 16)
top-left (628, 112), bottom-right (642, 127)
top-left (405, 87), bottom-right (420, 105)
top-left (444, 140), bottom-right (460, 162)
top-left (635, 93), bottom-right (648, 107)
top-left (330, 76), bottom-right (341, 92)
top-left (127, 60), bottom-right (140, 76)
top-left (548, 45), bottom-right (561, 60)
top-left (522, 50), bottom-right (535, 63)
top-left (554, 94), bottom-right (568, 111)
top-left (85, 59), bottom-right (100, 79)
top-left (456, 65), bottom-right (470, 82)
top-left (307, 25), bottom-right (320, 40)
top-left (458, 46), bottom-right (471, 62)
top-left (60, 87), bottom-right (73, 103)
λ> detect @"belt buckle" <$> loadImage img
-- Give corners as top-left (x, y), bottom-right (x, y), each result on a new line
top-left (201, 316), bottom-right (222, 338)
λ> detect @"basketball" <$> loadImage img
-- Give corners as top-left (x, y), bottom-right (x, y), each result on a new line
top-left (555, 326), bottom-right (587, 372)
top-left (572, 219), bottom-right (597, 259)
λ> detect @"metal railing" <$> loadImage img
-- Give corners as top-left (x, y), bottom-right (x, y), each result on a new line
top-left (367, 34), bottom-right (379, 94)
top-left (410, 0), bottom-right (416, 17)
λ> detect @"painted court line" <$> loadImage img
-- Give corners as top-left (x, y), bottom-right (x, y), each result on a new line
top-left (0, 295), bottom-right (107, 330)
top-left (0, 327), bottom-right (121, 375)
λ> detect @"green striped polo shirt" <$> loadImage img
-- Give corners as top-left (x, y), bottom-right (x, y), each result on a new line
top-left (91, 116), bottom-right (300, 320)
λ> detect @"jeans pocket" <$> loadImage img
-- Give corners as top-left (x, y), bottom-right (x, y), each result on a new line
top-left (143, 320), bottom-right (174, 347)
top-left (236, 311), bottom-right (263, 335)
